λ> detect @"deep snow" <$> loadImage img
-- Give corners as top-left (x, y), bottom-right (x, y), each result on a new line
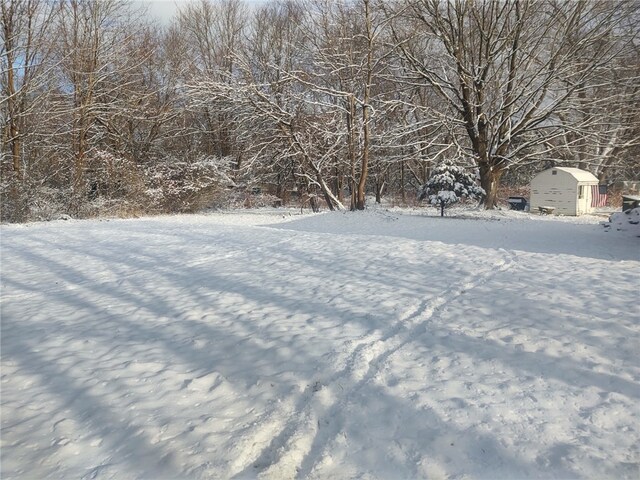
top-left (1, 207), bottom-right (639, 479)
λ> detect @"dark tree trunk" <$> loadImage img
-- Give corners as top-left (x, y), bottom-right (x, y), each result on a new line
top-left (400, 161), bottom-right (406, 204)
top-left (334, 167), bottom-right (344, 203)
top-left (375, 178), bottom-right (385, 204)
top-left (309, 196), bottom-right (319, 213)
top-left (479, 163), bottom-right (504, 209)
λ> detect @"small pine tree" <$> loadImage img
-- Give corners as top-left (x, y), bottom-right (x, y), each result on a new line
top-left (419, 159), bottom-right (485, 217)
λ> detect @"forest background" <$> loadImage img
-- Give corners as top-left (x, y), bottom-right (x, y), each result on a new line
top-left (2, 0), bottom-right (639, 222)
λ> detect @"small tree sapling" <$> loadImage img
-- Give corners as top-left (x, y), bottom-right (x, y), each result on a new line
top-left (419, 160), bottom-right (485, 217)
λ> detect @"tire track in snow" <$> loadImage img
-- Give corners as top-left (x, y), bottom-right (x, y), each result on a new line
top-left (294, 248), bottom-right (519, 478)
top-left (245, 249), bottom-right (517, 479)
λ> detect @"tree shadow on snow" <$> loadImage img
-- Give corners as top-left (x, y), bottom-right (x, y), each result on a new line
top-left (1, 219), bottom-right (636, 479)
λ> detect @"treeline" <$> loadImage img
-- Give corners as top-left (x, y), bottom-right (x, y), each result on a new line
top-left (2, 0), bottom-right (639, 222)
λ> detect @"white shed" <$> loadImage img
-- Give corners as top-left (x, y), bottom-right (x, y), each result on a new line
top-left (529, 167), bottom-right (600, 216)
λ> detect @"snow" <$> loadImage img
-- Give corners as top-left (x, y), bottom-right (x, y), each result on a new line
top-left (1, 207), bottom-right (639, 479)
top-left (606, 207), bottom-right (640, 239)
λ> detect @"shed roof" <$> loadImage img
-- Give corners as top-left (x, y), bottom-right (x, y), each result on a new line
top-left (549, 167), bottom-right (599, 183)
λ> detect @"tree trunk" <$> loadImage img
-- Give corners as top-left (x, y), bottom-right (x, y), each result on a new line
top-left (335, 167), bottom-right (344, 203)
top-left (3, 6), bottom-right (21, 180)
top-left (317, 172), bottom-right (336, 211)
top-left (355, 116), bottom-right (369, 210)
top-left (355, 0), bottom-right (373, 211)
top-left (375, 178), bottom-right (384, 204)
top-left (479, 163), bottom-right (504, 209)
top-left (350, 170), bottom-right (357, 211)
top-left (283, 126), bottom-right (344, 211)
top-left (309, 195), bottom-right (319, 213)
top-left (400, 161), bottom-right (406, 204)
top-left (9, 123), bottom-right (20, 180)
top-left (309, 160), bottom-right (344, 210)
top-left (347, 95), bottom-right (357, 211)
top-left (440, 201), bottom-right (445, 217)
top-left (355, 93), bottom-right (369, 209)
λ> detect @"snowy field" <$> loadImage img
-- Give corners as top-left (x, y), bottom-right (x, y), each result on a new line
top-left (1, 207), bottom-right (639, 479)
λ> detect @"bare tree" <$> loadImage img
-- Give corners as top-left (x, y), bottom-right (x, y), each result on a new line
top-left (187, 66), bottom-right (347, 211)
top-left (300, 0), bottom-right (386, 210)
top-left (187, 0), bottom-right (357, 212)
top-left (50, 0), bottom-right (137, 203)
top-left (1, 0), bottom-right (56, 176)
top-left (177, 0), bottom-right (247, 164)
top-left (388, 0), bottom-right (637, 207)
top-left (1, 0), bottom-right (58, 220)
top-left (4, 0), bottom-right (637, 222)
top-left (551, 11), bottom-right (640, 182)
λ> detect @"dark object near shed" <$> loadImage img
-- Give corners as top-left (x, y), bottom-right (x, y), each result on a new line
top-left (622, 195), bottom-right (640, 212)
top-left (507, 196), bottom-right (528, 211)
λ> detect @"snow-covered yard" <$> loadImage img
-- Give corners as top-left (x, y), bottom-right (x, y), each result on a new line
top-left (1, 208), bottom-right (639, 479)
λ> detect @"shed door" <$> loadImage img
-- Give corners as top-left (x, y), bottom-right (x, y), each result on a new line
top-left (577, 184), bottom-right (593, 214)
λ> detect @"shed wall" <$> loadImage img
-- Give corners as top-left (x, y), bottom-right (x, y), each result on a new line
top-left (530, 170), bottom-right (579, 215)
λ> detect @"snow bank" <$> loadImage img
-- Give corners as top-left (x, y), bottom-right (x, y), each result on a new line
top-left (606, 207), bottom-right (640, 238)
top-left (1, 209), bottom-right (638, 479)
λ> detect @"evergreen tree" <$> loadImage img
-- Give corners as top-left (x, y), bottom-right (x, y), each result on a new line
top-left (419, 160), bottom-right (485, 217)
